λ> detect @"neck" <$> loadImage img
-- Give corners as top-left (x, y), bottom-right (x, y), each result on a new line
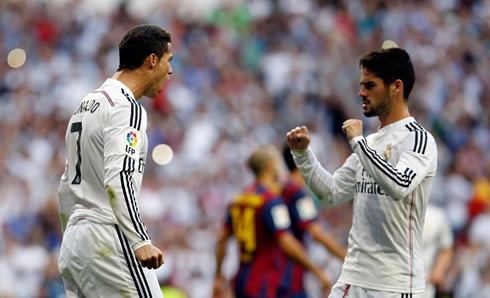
top-left (291, 170), bottom-right (304, 186)
top-left (112, 71), bottom-right (148, 100)
top-left (378, 99), bottom-right (411, 128)
top-left (257, 175), bottom-right (278, 194)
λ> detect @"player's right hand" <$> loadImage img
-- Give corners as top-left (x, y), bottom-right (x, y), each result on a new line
top-left (319, 274), bottom-right (331, 296)
top-left (312, 267), bottom-right (331, 295)
top-left (135, 244), bottom-right (164, 269)
top-left (286, 126), bottom-right (310, 151)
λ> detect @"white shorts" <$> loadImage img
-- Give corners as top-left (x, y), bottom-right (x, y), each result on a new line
top-left (58, 219), bottom-right (163, 298)
top-left (329, 282), bottom-right (423, 298)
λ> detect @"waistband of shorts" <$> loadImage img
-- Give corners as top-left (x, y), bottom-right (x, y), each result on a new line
top-left (67, 213), bottom-right (115, 227)
top-left (72, 217), bottom-right (90, 225)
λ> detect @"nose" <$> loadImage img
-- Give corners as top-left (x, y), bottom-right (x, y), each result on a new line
top-left (168, 65), bottom-right (173, 76)
top-left (358, 86), bottom-right (367, 98)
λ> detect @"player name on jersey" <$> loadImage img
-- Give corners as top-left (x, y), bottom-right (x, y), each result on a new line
top-left (73, 99), bottom-right (100, 115)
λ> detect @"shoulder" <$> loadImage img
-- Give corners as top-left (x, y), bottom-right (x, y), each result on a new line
top-left (281, 181), bottom-right (304, 203)
top-left (262, 189), bottom-right (281, 204)
top-left (402, 120), bottom-right (437, 155)
top-left (255, 188), bottom-right (284, 212)
top-left (101, 87), bottom-right (145, 131)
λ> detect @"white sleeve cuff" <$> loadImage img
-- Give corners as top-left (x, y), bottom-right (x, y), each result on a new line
top-left (349, 136), bottom-right (364, 149)
top-left (132, 240), bottom-right (152, 251)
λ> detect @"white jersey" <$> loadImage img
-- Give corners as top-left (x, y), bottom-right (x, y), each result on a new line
top-left (423, 205), bottom-right (453, 275)
top-left (59, 78), bottom-right (151, 251)
top-left (292, 117), bottom-right (437, 294)
top-left (423, 205), bottom-right (453, 298)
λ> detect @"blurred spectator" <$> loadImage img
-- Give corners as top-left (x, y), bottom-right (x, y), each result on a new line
top-left (423, 204), bottom-right (454, 298)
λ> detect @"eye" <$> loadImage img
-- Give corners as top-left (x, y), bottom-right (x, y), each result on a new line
top-left (364, 82), bottom-right (375, 90)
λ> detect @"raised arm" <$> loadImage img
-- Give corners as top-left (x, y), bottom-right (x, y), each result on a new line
top-left (342, 119), bottom-right (437, 200)
top-left (286, 126), bottom-right (357, 207)
top-left (292, 149), bottom-right (357, 207)
top-left (349, 132), bottom-right (437, 200)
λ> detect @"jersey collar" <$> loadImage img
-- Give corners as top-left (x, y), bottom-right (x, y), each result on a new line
top-left (377, 116), bottom-right (416, 132)
top-left (102, 78), bottom-right (136, 100)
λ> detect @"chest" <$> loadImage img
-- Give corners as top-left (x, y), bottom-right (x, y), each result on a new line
top-left (355, 134), bottom-right (404, 175)
top-left (352, 132), bottom-right (411, 200)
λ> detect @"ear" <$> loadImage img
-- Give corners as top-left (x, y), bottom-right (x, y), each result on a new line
top-left (393, 79), bottom-right (403, 97)
top-left (146, 53), bottom-right (158, 70)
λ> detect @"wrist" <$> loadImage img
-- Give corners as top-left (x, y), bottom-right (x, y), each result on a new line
top-left (291, 147), bottom-right (310, 157)
top-left (133, 240), bottom-right (152, 251)
top-left (348, 135), bottom-right (364, 149)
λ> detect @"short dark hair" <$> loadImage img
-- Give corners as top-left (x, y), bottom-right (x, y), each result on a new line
top-left (282, 143), bottom-right (296, 172)
top-left (117, 24), bottom-right (172, 71)
top-left (247, 147), bottom-right (274, 177)
top-left (359, 48), bottom-right (415, 100)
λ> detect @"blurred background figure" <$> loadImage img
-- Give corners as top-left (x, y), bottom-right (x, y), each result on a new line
top-left (279, 144), bottom-right (346, 297)
top-left (214, 146), bottom-right (330, 298)
top-left (0, 0), bottom-right (488, 297)
top-left (423, 203), bottom-right (454, 298)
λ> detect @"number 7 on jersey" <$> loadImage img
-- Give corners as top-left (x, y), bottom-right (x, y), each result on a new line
top-left (71, 122), bottom-right (82, 185)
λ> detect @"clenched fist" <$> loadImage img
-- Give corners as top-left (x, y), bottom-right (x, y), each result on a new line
top-left (286, 126), bottom-right (310, 151)
top-left (342, 119), bottom-right (363, 141)
top-left (135, 244), bottom-right (164, 269)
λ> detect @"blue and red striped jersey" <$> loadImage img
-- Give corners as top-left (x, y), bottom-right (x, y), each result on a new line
top-left (278, 180), bottom-right (319, 297)
top-left (225, 183), bottom-right (291, 298)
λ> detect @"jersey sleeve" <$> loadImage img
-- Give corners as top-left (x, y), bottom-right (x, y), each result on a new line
top-left (103, 103), bottom-right (151, 251)
top-left (262, 199), bottom-right (291, 238)
top-left (285, 186), bottom-right (318, 232)
top-left (292, 148), bottom-right (357, 207)
top-left (349, 132), bottom-right (437, 200)
top-left (58, 158), bottom-right (72, 233)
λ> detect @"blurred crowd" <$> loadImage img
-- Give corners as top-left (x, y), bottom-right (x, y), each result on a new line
top-left (0, 0), bottom-right (489, 297)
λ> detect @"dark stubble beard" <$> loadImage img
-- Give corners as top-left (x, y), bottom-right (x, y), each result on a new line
top-left (363, 89), bottom-right (392, 118)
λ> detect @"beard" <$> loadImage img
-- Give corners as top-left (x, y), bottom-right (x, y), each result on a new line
top-left (362, 90), bottom-right (392, 118)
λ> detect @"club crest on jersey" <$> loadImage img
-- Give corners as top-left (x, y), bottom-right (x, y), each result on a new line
top-left (126, 132), bottom-right (137, 155)
top-left (382, 146), bottom-right (392, 161)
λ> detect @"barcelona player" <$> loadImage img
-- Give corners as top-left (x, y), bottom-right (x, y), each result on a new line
top-left (214, 146), bottom-right (331, 298)
top-left (279, 145), bottom-right (347, 297)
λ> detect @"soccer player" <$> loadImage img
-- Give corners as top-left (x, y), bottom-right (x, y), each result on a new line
top-left (57, 24), bottom-right (173, 297)
top-left (214, 146), bottom-right (331, 298)
top-left (422, 204), bottom-right (453, 298)
top-left (286, 47), bottom-right (438, 297)
top-left (279, 145), bottom-right (347, 297)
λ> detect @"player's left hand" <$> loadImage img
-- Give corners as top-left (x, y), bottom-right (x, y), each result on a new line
top-left (135, 244), bottom-right (164, 269)
top-left (342, 119), bottom-right (363, 141)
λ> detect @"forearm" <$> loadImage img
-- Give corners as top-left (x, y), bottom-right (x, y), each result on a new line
top-left (215, 230), bottom-right (229, 277)
top-left (308, 223), bottom-right (346, 260)
top-left (350, 137), bottom-right (421, 200)
top-left (278, 233), bottom-right (323, 278)
top-left (430, 248), bottom-right (453, 281)
top-left (292, 149), bottom-right (354, 207)
top-left (105, 157), bottom-right (151, 250)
